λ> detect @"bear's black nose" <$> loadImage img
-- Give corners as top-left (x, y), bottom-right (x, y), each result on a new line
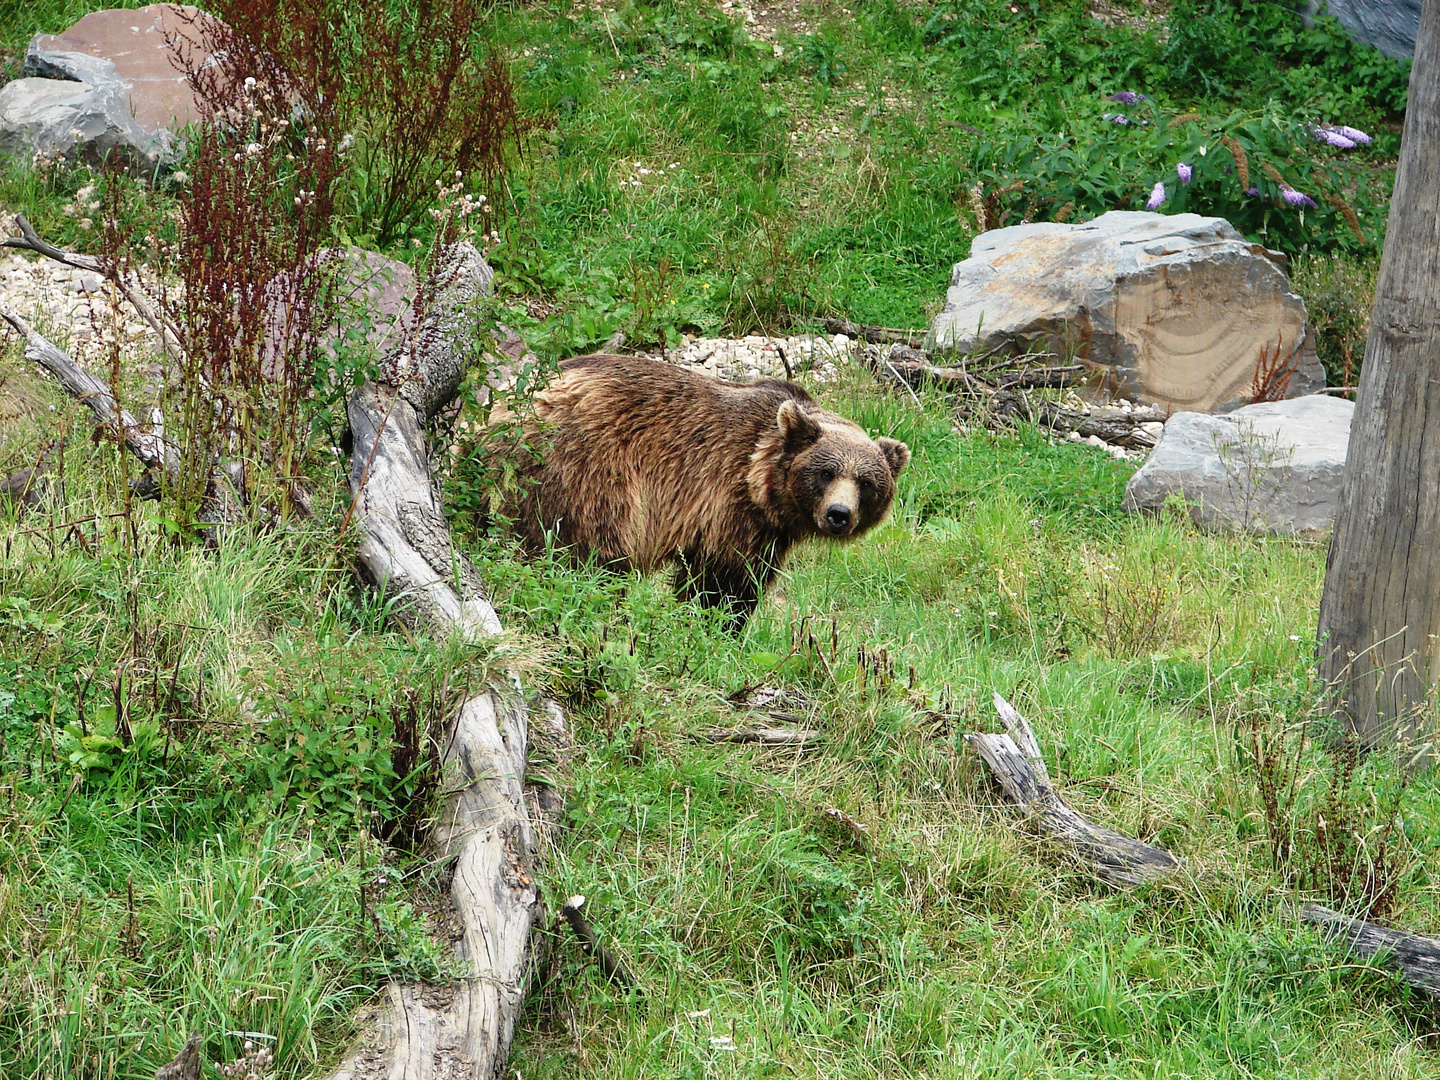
top-left (825, 505), bottom-right (852, 532)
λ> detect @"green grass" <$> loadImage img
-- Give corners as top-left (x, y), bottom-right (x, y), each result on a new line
top-left (5, 338), bottom-right (1439, 1079)
top-left (3, 0), bottom-right (1438, 1077)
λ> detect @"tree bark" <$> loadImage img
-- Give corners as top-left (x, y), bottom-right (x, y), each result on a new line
top-left (1317, 0), bottom-right (1440, 745)
top-left (1300, 904), bottom-right (1440, 1000)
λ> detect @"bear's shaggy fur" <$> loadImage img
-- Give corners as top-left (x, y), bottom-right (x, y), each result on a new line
top-left (493, 354), bottom-right (910, 628)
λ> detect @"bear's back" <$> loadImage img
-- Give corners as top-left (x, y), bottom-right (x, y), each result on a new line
top-left (518, 355), bottom-right (811, 569)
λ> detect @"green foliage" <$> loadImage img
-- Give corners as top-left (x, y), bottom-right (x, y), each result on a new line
top-left (967, 100), bottom-right (1388, 256)
top-left (1291, 249), bottom-right (1379, 386)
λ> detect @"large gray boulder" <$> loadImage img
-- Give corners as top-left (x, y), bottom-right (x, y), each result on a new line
top-left (0, 77), bottom-right (158, 167)
top-left (1122, 394), bottom-right (1355, 535)
top-left (1, 4), bottom-right (220, 169)
top-left (1309, 0), bottom-right (1419, 62)
top-left (928, 211), bottom-right (1325, 414)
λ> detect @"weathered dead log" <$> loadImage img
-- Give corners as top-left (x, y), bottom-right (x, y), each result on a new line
top-left (872, 348), bottom-right (987, 392)
top-left (979, 391), bottom-right (1164, 450)
top-left (966, 693), bottom-right (1180, 887)
top-left (324, 242), bottom-right (566, 1080)
top-left (821, 317), bottom-right (927, 349)
top-left (1300, 904), bottom-right (1440, 1000)
top-left (701, 725), bottom-right (823, 746)
top-left (0, 307), bottom-right (180, 475)
top-left (993, 365), bottom-right (1089, 391)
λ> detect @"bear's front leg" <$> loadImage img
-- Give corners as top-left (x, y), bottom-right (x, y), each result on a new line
top-left (676, 559), bottom-right (773, 632)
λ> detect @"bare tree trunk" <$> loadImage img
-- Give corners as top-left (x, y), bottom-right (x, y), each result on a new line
top-left (1318, 0), bottom-right (1440, 745)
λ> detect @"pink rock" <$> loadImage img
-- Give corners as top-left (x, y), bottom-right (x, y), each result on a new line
top-left (27, 4), bottom-right (224, 136)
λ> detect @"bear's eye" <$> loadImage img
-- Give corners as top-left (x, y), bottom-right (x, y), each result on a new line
top-left (859, 477), bottom-right (874, 493)
top-left (819, 468), bottom-right (835, 485)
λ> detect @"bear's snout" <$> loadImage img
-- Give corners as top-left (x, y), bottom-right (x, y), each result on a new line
top-left (824, 504), bottom-right (853, 535)
top-left (815, 476), bottom-right (860, 535)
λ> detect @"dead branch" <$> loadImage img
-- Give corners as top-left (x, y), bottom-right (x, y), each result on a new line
top-left (979, 391), bottom-right (1164, 450)
top-left (560, 895), bottom-right (640, 991)
top-left (0, 438), bottom-right (61, 513)
top-left (701, 725), bottom-right (823, 746)
top-left (821, 317), bottom-right (927, 349)
top-left (0, 307), bottom-right (180, 475)
top-left (820, 806), bottom-right (871, 850)
top-left (966, 693), bottom-right (1180, 887)
top-left (1300, 904), bottom-right (1440, 1000)
top-left (871, 347), bottom-right (990, 393)
top-left (4, 213), bottom-right (184, 364)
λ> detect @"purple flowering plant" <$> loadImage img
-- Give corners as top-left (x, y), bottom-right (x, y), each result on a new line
top-left (964, 91), bottom-right (1385, 254)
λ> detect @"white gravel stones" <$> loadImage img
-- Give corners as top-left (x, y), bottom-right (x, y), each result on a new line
top-left (663, 332), bottom-right (845, 383)
top-left (0, 252), bottom-right (161, 373)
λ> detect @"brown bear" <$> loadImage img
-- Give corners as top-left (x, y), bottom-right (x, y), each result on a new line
top-left (490, 354), bottom-right (910, 629)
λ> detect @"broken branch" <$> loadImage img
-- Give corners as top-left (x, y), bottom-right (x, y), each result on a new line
top-left (966, 693), bottom-right (1180, 887)
top-left (0, 307), bottom-right (179, 476)
top-left (560, 895), bottom-right (640, 991)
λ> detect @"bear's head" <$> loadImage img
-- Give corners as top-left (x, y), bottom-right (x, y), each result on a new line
top-left (750, 398), bottom-right (910, 539)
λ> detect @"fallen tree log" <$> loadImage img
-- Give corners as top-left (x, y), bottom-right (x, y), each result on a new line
top-left (323, 241), bottom-right (568, 1080)
top-left (966, 693), bottom-right (1180, 887)
top-left (978, 391), bottom-right (1164, 450)
top-left (1299, 904), bottom-right (1440, 1000)
top-left (700, 725), bottom-right (823, 746)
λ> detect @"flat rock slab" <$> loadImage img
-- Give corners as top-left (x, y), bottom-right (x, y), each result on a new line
top-left (927, 211), bottom-right (1324, 414)
top-left (1, 4), bottom-right (219, 168)
top-left (1122, 394), bottom-right (1355, 534)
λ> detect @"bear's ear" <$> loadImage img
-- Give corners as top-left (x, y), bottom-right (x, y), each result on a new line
top-left (776, 399), bottom-right (822, 448)
top-left (877, 437), bottom-right (911, 477)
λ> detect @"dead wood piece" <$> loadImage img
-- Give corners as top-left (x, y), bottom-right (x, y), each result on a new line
top-left (0, 439), bottom-right (61, 512)
top-left (0, 308), bottom-right (179, 475)
top-left (980, 391), bottom-right (1162, 449)
top-left (702, 725), bottom-right (823, 746)
top-left (0, 465), bottom-right (46, 510)
top-left (821, 317), bottom-right (927, 349)
top-left (1300, 904), bottom-right (1440, 1000)
top-left (966, 693), bottom-right (1180, 887)
top-left (873, 351), bottom-right (987, 392)
top-left (325, 242), bottom-right (565, 1080)
top-left (993, 365), bottom-right (1088, 391)
top-left (5, 213), bottom-right (184, 363)
top-left (820, 806), bottom-right (871, 850)
top-left (560, 895), bottom-right (640, 990)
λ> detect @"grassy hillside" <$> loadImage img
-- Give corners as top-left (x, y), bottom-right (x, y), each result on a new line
top-left (2, 1), bottom-right (1438, 1079)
